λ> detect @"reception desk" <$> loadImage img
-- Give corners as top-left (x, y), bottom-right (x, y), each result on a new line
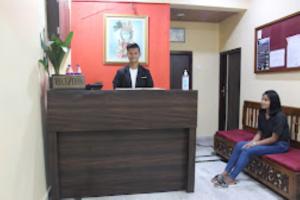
top-left (46, 89), bottom-right (198, 200)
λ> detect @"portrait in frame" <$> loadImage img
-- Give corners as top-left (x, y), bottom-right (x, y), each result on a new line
top-left (104, 14), bottom-right (149, 64)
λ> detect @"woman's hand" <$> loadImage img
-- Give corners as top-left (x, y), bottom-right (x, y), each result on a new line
top-left (255, 133), bottom-right (279, 146)
top-left (242, 132), bottom-right (261, 149)
top-left (242, 141), bottom-right (257, 149)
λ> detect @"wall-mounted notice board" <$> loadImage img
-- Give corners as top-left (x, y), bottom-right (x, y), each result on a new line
top-left (255, 12), bottom-right (300, 74)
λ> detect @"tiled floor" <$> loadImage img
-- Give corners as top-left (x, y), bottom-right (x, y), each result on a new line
top-left (64, 139), bottom-right (283, 200)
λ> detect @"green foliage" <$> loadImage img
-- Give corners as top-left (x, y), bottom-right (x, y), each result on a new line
top-left (38, 55), bottom-right (49, 74)
top-left (39, 32), bottom-right (74, 75)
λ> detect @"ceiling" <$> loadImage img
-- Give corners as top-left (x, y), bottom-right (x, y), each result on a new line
top-left (171, 8), bottom-right (238, 23)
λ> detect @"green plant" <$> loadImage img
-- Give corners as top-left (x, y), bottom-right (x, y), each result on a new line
top-left (39, 54), bottom-right (49, 74)
top-left (39, 32), bottom-right (74, 75)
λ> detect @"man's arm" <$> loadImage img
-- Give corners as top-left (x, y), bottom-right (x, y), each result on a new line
top-left (146, 70), bottom-right (153, 87)
top-left (113, 70), bottom-right (122, 89)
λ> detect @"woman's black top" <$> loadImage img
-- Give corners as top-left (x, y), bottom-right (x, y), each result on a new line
top-left (258, 111), bottom-right (290, 142)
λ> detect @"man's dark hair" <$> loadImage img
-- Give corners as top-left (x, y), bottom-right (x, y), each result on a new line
top-left (127, 43), bottom-right (140, 52)
top-left (260, 90), bottom-right (282, 116)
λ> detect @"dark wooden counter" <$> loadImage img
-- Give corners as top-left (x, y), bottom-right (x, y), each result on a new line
top-left (46, 89), bottom-right (198, 200)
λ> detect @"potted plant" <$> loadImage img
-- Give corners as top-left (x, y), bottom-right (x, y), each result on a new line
top-left (39, 32), bottom-right (74, 83)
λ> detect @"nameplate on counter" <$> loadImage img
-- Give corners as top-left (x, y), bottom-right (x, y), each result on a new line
top-left (51, 75), bottom-right (85, 89)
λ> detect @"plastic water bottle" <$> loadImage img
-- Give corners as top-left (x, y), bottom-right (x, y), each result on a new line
top-left (182, 69), bottom-right (189, 91)
top-left (66, 64), bottom-right (73, 75)
top-left (75, 64), bottom-right (82, 75)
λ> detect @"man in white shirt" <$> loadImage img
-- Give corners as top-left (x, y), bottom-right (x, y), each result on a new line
top-left (113, 43), bottom-right (154, 89)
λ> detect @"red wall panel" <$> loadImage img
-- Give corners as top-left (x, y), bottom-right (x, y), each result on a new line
top-left (71, 1), bottom-right (170, 89)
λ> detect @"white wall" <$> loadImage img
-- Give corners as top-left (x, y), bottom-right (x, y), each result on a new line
top-left (171, 21), bottom-right (219, 137)
top-left (170, 0), bottom-right (250, 11)
top-left (97, 0), bottom-right (250, 11)
top-left (220, 0), bottom-right (300, 127)
top-left (2, 0), bottom-right (300, 198)
top-left (0, 0), bottom-right (47, 200)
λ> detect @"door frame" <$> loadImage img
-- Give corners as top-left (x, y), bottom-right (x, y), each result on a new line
top-left (47, 0), bottom-right (60, 37)
top-left (218, 47), bottom-right (241, 130)
top-left (170, 51), bottom-right (193, 89)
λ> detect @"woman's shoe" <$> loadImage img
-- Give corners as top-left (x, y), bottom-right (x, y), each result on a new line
top-left (211, 174), bottom-right (222, 184)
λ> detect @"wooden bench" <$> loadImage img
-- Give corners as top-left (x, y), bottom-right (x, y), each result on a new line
top-left (214, 101), bottom-right (300, 200)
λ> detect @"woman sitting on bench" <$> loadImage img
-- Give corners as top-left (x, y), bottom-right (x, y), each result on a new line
top-left (212, 90), bottom-right (290, 187)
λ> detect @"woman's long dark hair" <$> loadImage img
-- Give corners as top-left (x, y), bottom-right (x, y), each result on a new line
top-left (260, 90), bottom-right (282, 116)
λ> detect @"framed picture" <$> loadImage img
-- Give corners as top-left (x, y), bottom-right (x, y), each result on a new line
top-left (170, 28), bottom-right (185, 42)
top-left (104, 14), bottom-right (148, 64)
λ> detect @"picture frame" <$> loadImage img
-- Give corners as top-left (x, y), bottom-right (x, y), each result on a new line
top-left (170, 28), bottom-right (185, 43)
top-left (104, 14), bottom-right (149, 64)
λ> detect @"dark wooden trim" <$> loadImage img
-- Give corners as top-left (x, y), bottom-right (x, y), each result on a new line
top-left (47, 131), bottom-right (60, 200)
top-left (255, 67), bottom-right (300, 74)
top-left (218, 52), bottom-right (227, 130)
top-left (170, 51), bottom-right (192, 55)
top-left (256, 11), bottom-right (300, 31)
top-left (220, 47), bottom-right (241, 56)
top-left (218, 48), bottom-right (241, 130)
top-left (46, 0), bottom-right (59, 37)
top-left (170, 51), bottom-right (193, 89)
top-left (187, 128), bottom-right (196, 192)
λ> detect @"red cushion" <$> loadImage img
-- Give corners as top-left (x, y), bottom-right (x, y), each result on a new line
top-left (263, 148), bottom-right (300, 172)
top-left (216, 129), bottom-right (255, 143)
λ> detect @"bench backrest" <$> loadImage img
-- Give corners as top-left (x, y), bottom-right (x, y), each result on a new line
top-left (242, 101), bottom-right (300, 148)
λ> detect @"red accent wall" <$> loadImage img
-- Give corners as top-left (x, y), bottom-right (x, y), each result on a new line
top-left (71, 1), bottom-right (170, 90)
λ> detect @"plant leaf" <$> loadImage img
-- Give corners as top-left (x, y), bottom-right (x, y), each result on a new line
top-left (40, 34), bottom-right (48, 51)
top-left (39, 57), bottom-right (49, 73)
top-left (63, 31), bottom-right (74, 47)
top-left (61, 46), bottom-right (69, 53)
top-left (44, 31), bottom-right (74, 75)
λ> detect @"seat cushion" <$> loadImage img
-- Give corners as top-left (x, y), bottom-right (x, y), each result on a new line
top-left (263, 147), bottom-right (300, 172)
top-left (216, 129), bottom-right (255, 143)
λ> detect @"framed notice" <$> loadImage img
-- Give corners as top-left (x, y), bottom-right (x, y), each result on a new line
top-left (170, 28), bottom-right (185, 42)
top-left (255, 11), bottom-right (300, 73)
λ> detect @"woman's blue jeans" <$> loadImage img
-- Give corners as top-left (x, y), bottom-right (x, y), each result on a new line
top-left (225, 140), bottom-right (289, 180)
